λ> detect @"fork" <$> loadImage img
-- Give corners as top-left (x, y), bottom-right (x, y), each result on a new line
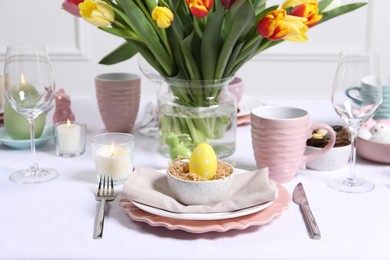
top-left (93, 175), bottom-right (115, 239)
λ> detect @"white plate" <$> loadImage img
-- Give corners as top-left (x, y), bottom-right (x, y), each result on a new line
top-left (132, 169), bottom-right (278, 221)
top-left (0, 126), bottom-right (53, 149)
top-left (237, 95), bottom-right (263, 117)
top-left (122, 183), bottom-right (289, 233)
top-left (132, 199), bottom-right (275, 221)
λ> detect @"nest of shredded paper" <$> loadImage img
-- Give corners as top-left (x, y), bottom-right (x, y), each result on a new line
top-left (306, 125), bottom-right (351, 148)
top-left (168, 160), bottom-right (233, 181)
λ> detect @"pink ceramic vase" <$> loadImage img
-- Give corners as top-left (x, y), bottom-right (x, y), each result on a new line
top-left (95, 73), bottom-right (141, 133)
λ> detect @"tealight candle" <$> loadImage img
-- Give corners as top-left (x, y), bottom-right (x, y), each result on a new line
top-left (91, 133), bottom-right (135, 184)
top-left (54, 119), bottom-right (86, 157)
top-left (95, 144), bottom-right (131, 180)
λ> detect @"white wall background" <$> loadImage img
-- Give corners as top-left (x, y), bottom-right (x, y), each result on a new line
top-left (0, 0), bottom-right (389, 100)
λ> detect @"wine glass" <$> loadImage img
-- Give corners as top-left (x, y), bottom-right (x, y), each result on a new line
top-left (329, 50), bottom-right (382, 193)
top-left (3, 43), bottom-right (58, 184)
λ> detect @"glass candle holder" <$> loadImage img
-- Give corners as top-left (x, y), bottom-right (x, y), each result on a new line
top-left (54, 120), bottom-right (86, 157)
top-left (91, 133), bottom-right (135, 185)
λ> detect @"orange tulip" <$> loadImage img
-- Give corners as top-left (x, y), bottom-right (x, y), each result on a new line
top-left (290, 1), bottom-right (322, 27)
top-left (185, 0), bottom-right (213, 18)
top-left (257, 9), bottom-right (308, 42)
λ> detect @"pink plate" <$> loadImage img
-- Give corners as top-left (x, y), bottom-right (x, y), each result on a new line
top-left (120, 183), bottom-right (290, 233)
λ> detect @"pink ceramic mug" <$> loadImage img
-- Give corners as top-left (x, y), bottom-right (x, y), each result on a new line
top-left (251, 106), bottom-right (336, 183)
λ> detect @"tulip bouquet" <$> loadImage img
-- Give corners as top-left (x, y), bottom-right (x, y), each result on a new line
top-left (63, 0), bottom-right (366, 80)
top-left (63, 0), bottom-right (366, 154)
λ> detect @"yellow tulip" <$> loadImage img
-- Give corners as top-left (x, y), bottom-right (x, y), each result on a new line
top-left (152, 6), bottom-right (174, 29)
top-left (79, 0), bottom-right (114, 27)
top-left (283, 15), bottom-right (309, 41)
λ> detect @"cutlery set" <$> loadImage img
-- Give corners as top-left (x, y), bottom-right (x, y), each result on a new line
top-left (92, 177), bottom-right (319, 240)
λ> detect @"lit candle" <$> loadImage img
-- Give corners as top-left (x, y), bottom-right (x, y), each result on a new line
top-left (55, 119), bottom-right (81, 154)
top-left (12, 73), bottom-right (38, 105)
top-left (94, 143), bottom-right (132, 181)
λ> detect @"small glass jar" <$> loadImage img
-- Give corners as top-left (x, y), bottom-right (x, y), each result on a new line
top-left (54, 121), bottom-right (86, 157)
top-left (90, 133), bottom-right (135, 185)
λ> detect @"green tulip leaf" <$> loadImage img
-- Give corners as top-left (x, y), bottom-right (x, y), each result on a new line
top-left (200, 9), bottom-right (224, 80)
top-left (318, 0), bottom-right (334, 11)
top-left (99, 41), bottom-right (138, 65)
top-left (215, 0), bottom-right (255, 78)
top-left (117, 0), bottom-right (175, 75)
top-left (319, 3), bottom-right (368, 24)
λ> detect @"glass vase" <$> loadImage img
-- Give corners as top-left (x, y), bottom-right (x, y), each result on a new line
top-left (158, 77), bottom-right (237, 158)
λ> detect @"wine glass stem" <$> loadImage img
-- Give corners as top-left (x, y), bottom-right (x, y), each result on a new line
top-left (348, 127), bottom-right (358, 182)
top-left (27, 117), bottom-right (39, 172)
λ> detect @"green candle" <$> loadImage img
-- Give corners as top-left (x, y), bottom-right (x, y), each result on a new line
top-left (4, 102), bottom-right (46, 140)
top-left (4, 74), bottom-right (46, 140)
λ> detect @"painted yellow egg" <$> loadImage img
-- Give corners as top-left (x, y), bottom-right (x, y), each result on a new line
top-left (189, 143), bottom-right (217, 180)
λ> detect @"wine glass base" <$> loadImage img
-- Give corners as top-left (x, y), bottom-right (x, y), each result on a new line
top-left (9, 167), bottom-right (59, 184)
top-left (328, 177), bottom-right (375, 193)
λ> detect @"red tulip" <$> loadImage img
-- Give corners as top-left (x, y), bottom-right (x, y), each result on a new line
top-left (221, 0), bottom-right (236, 9)
top-left (62, 0), bottom-right (84, 17)
top-left (186, 0), bottom-right (213, 18)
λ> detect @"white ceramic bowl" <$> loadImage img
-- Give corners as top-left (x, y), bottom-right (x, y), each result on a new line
top-left (357, 137), bottom-right (390, 163)
top-left (305, 144), bottom-right (351, 171)
top-left (167, 161), bottom-right (234, 205)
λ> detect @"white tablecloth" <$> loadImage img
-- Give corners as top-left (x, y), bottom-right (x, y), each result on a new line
top-left (1, 98), bottom-right (389, 259)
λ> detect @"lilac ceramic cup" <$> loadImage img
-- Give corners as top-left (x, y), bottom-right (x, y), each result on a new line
top-left (251, 106), bottom-right (336, 183)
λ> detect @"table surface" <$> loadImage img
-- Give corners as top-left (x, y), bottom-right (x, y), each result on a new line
top-left (1, 97), bottom-right (389, 259)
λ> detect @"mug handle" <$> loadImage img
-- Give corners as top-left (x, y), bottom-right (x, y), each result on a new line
top-left (345, 87), bottom-right (363, 105)
top-left (301, 123), bottom-right (336, 168)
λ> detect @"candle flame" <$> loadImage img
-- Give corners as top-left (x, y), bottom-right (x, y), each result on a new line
top-left (66, 119), bottom-right (71, 128)
top-left (110, 142), bottom-right (116, 157)
top-left (20, 72), bottom-right (26, 84)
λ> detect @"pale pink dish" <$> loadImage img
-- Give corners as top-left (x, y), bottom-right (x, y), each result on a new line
top-left (120, 183), bottom-right (290, 233)
top-left (357, 137), bottom-right (390, 164)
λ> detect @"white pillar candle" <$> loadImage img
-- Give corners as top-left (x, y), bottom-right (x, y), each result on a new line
top-left (94, 144), bottom-right (132, 180)
top-left (56, 119), bottom-right (81, 154)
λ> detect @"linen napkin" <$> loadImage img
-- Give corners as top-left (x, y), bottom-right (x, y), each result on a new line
top-left (121, 166), bottom-right (277, 213)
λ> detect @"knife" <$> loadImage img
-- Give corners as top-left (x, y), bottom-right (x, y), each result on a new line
top-left (293, 182), bottom-right (321, 240)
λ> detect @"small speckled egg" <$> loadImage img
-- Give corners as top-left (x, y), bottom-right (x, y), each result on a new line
top-left (358, 128), bottom-right (372, 140)
top-left (189, 143), bottom-right (217, 180)
top-left (371, 123), bottom-right (390, 135)
top-left (370, 133), bottom-right (390, 144)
